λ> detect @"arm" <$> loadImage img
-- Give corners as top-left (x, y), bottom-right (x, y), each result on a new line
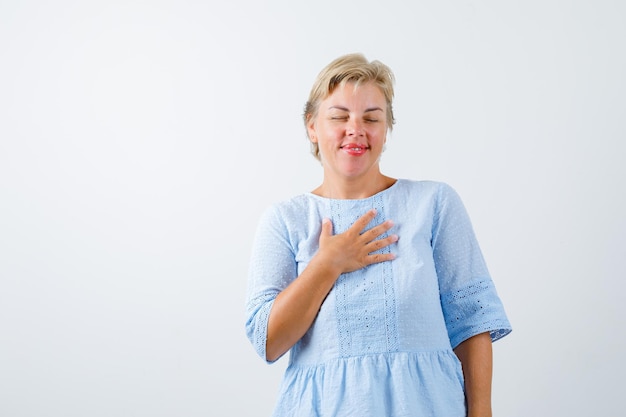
top-left (266, 209), bottom-right (397, 362)
top-left (454, 332), bottom-right (493, 417)
top-left (431, 184), bottom-right (510, 412)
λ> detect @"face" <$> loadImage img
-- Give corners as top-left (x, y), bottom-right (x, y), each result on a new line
top-left (307, 81), bottom-right (388, 181)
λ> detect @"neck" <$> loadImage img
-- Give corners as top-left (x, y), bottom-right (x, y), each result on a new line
top-left (313, 174), bottom-right (397, 199)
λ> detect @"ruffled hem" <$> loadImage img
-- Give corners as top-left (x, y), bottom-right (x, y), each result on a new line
top-left (271, 350), bottom-right (466, 417)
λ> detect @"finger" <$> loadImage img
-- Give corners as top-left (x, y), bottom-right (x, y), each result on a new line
top-left (320, 218), bottom-right (333, 237)
top-left (362, 220), bottom-right (395, 242)
top-left (367, 233), bottom-right (399, 251)
top-left (367, 252), bottom-right (396, 264)
top-left (351, 209), bottom-right (378, 233)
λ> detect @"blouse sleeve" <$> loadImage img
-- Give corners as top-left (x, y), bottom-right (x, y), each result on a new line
top-left (245, 205), bottom-right (297, 363)
top-left (432, 183), bottom-right (512, 349)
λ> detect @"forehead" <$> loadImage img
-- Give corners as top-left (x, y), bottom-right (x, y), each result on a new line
top-left (324, 81), bottom-right (385, 106)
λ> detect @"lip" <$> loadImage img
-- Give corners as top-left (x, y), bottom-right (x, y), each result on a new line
top-left (341, 143), bottom-right (369, 156)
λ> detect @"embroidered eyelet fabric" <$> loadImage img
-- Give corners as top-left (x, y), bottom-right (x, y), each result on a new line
top-left (245, 179), bottom-right (512, 417)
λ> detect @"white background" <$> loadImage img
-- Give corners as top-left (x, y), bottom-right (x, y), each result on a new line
top-left (1, 1), bottom-right (624, 416)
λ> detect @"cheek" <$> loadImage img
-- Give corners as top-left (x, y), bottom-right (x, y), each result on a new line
top-left (367, 127), bottom-right (386, 141)
top-left (318, 126), bottom-right (342, 142)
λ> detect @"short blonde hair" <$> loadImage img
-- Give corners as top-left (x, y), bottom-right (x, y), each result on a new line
top-left (303, 53), bottom-right (396, 161)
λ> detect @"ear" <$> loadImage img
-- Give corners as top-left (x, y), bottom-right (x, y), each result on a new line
top-left (306, 115), bottom-right (317, 143)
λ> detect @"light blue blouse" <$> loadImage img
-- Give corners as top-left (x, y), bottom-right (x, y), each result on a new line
top-left (245, 179), bottom-right (511, 416)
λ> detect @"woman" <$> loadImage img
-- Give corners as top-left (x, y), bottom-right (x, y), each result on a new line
top-left (245, 53), bottom-right (512, 416)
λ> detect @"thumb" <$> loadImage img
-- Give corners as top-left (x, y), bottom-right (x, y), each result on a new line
top-left (320, 217), bottom-right (333, 237)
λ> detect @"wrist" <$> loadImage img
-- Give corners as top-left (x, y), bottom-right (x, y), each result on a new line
top-left (467, 406), bottom-right (492, 417)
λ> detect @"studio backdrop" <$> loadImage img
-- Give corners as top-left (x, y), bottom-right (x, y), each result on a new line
top-left (1, 1), bottom-right (624, 416)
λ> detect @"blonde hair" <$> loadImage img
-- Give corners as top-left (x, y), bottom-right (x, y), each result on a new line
top-left (303, 53), bottom-right (396, 161)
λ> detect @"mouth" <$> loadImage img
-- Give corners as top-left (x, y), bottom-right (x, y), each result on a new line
top-left (341, 143), bottom-right (369, 154)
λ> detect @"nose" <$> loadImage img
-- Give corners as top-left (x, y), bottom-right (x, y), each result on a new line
top-left (346, 118), bottom-right (363, 136)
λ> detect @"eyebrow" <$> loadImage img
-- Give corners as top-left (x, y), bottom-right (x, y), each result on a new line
top-left (328, 106), bottom-right (384, 112)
